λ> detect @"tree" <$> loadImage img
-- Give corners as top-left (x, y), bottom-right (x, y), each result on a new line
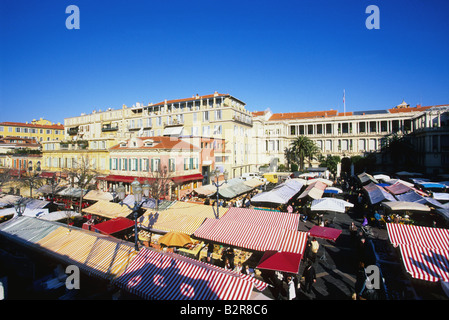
top-left (143, 164), bottom-right (174, 211)
top-left (380, 133), bottom-right (415, 171)
top-left (63, 155), bottom-right (100, 213)
top-left (290, 136), bottom-right (321, 171)
top-left (284, 147), bottom-right (294, 171)
top-left (319, 155), bottom-right (341, 178)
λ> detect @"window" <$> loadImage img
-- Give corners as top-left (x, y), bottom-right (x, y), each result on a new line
top-left (215, 110), bottom-right (222, 120)
top-left (143, 158), bottom-right (149, 171)
top-left (203, 111), bottom-right (209, 122)
top-left (152, 158), bottom-right (160, 172)
top-left (169, 158), bottom-right (175, 172)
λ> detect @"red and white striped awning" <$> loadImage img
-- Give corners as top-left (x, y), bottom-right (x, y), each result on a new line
top-left (387, 223), bottom-right (449, 282)
top-left (112, 248), bottom-right (266, 300)
top-left (193, 208), bottom-right (308, 254)
top-left (397, 244), bottom-right (449, 282)
top-left (386, 223), bottom-right (449, 251)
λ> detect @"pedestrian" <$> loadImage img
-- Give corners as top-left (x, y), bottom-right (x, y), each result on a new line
top-left (308, 237), bottom-right (320, 263)
top-left (234, 262), bottom-right (243, 273)
top-left (287, 275), bottom-right (296, 300)
top-left (302, 260), bottom-right (316, 294)
top-left (349, 222), bottom-right (358, 241)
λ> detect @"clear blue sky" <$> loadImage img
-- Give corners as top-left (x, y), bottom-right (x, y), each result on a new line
top-left (1, 0), bottom-right (448, 124)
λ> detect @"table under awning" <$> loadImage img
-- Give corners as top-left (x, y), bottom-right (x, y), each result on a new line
top-left (257, 251), bottom-right (303, 274)
top-left (308, 225), bottom-right (342, 241)
top-left (93, 217), bottom-right (135, 235)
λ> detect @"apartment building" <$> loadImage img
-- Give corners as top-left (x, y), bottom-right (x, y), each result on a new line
top-left (62, 92), bottom-right (254, 178)
top-left (0, 118), bottom-right (64, 142)
top-left (101, 136), bottom-right (215, 199)
top-left (252, 101), bottom-right (440, 170)
top-left (409, 105), bottom-right (449, 174)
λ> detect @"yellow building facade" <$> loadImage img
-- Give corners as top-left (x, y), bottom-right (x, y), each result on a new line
top-left (0, 118), bottom-right (65, 142)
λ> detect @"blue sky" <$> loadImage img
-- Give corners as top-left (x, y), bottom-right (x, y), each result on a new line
top-left (1, 0), bottom-right (448, 124)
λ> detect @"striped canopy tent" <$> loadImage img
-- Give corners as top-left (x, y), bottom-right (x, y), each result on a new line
top-left (0, 216), bottom-right (267, 299)
top-left (113, 248), bottom-right (268, 300)
top-left (193, 208), bottom-right (308, 254)
top-left (250, 179), bottom-right (304, 205)
top-left (35, 226), bottom-right (138, 280)
top-left (82, 200), bottom-right (133, 219)
top-left (363, 182), bottom-right (397, 205)
top-left (138, 201), bottom-right (226, 235)
top-left (297, 180), bottom-right (327, 200)
top-left (386, 223), bottom-right (449, 282)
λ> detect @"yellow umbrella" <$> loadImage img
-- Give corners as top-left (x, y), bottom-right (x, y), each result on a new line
top-left (158, 231), bottom-right (193, 247)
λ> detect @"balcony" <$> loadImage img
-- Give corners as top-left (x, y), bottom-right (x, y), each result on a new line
top-left (232, 116), bottom-right (253, 127)
top-left (102, 125), bottom-right (119, 132)
top-left (67, 127), bottom-right (79, 135)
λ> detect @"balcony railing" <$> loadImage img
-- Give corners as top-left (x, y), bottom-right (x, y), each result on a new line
top-left (102, 126), bottom-right (119, 132)
top-left (67, 127), bottom-right (79, 135)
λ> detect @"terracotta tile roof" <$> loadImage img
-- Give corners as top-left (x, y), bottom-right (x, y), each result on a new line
top-left (338, 112), bottom-right (353, 116)
top-left (387, 106), bottom-right (432, 113)
top-left (252, 111), bottom-right (266, 116)
top-left (268, 110), bottom-right (338, 121)
top-left (0, 121), bottom-right (64, 130)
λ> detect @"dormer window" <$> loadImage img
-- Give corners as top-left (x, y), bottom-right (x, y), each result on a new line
top-left (144, 140), bottom-right (153, 147)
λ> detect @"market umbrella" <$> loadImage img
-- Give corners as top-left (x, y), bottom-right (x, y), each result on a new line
top-left (158, 231), bottom-right (194, 247)
top-left (256, 251), bottom-right (303, 274)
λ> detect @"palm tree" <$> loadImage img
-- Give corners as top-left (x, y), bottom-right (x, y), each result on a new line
top-left (290, 136), bottom-right (320, 171)
top-left (305, 141), bottom-right (321, 168)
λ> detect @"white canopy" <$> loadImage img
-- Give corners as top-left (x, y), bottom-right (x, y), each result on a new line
top-left (310, 198), bottom-right (354, 213)
top-left (381, 201), bottom-right (431, 212)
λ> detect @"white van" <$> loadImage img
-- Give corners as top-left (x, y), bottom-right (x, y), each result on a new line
top-left (241, 172), bottom-right (259, 181)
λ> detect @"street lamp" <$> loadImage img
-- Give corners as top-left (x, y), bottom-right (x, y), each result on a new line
top-left (26, 160), bottom-right (41, 198)
top-left (116, 179), bottom-right (148, 251)
top-left (14, 198), bottom-right (26, 217)
top-left (211, 168), bottom-right (228, 219)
